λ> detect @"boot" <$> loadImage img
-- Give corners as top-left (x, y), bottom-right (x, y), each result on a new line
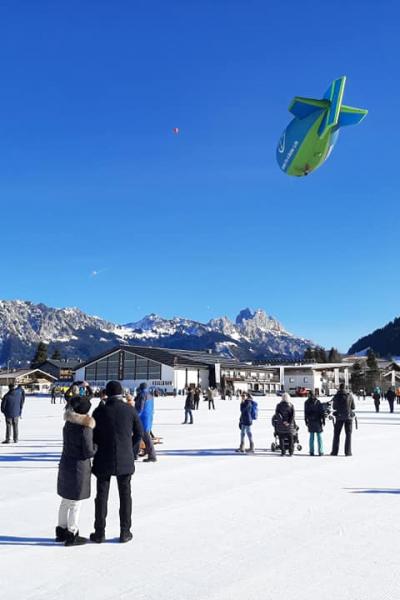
top-left (235, 442), bottom-right (245, 453)
top-left (90, 530), bottom-right (105, 544)
top-left (246, 442), bottom-right (255, 454)
top-left (143, 457), bottom-right (157, 463)
top-left (64, 530), bottom-right (87, 547)
top-left (55, 526), bottom-right (68, 542)
top-left (119, 530), bottom-right (133, 543)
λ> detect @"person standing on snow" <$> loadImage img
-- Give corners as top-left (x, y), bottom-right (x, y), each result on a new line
top-left (372, 389), bottom-right (381, 413)
top-left (193, 386), bottom-right (201, 410)
top-left (56, 394), bottom-right (96, 546)
top-left (134, 383), bottom-right (157, 463)
top-left (183, 388), bottom-right (194, 424)
top-left (273, 393), bottom-right (296, 456)
top-left (385, 387), bottom-right (396, 413)
top-left (330, 384), bottom-right (355, 456)
top-left (304, 391), bottom-right (325, 455)
top-left (91, 380), bottom-right (143, 544)
top-left (1, 384), bottom-right (24, 444)
top-left (207, 387), bottom-right (215, 410)
top-left (236, 393), bottom-right (257, 454)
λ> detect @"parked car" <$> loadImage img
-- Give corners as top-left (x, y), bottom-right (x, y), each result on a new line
top-left (292, 387), bottom-right (311, 397)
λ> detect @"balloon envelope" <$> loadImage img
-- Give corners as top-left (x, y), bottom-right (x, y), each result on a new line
top-left (276, 77), bottom-right (367, 177)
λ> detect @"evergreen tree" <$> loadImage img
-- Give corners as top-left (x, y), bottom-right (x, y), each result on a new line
top-left (315, 347), bottom-right (328, 363)
top-left (328, 347), bottom-right (341, 363)
top-left (350, 360), bottom-right (364, 393)
top-left (366, 349), bottom-right (380, 392)
top-left (304, 347), bottom-right (315, 361)
top-left (31, 342), bottom-right (48, 368)
top-left (51, 348), bottom-right (62, 360)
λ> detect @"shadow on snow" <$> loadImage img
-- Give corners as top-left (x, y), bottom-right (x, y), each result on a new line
top-left (346, 488), bottom-right (400, 494)
top-left (0, 452), bottom-right (61, 463)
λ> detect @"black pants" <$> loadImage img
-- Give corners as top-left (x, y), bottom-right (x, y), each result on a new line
top-left (374, 400), bottom-right (380, 412)
top-left (194, 398), bottom-right (200, 410)
top-left (388, 400), bottom-right (394, 413)
top-left (142, 431), bottom-right (156, 459)
top-left (94, 474), bottom-right (132, 534)
top-left (331, 420), bottom-right (353, 455)
top-left (279, 433), bottom-right (294, 455)
top-left (5, 417), bottom-right (19, 442)
top-left (208, 399), bottom-right (215, 410)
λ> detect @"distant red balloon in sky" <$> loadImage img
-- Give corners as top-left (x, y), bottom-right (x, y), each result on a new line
top-left (172, 127), bottom-right (179, 135)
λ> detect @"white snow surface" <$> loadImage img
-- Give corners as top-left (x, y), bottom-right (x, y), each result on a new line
top-left (1, 395), bottom-right (399, 600)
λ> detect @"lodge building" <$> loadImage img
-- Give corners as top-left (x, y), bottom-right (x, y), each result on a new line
top-left (73, 346), bottom-right (282, 393)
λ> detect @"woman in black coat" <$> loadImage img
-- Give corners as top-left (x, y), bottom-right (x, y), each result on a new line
top-left (304, 391), bottom-right (325, 455)
top-left (56, 396), bottom-right (95, 546)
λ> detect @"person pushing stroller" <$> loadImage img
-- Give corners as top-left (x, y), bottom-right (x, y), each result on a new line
top-left (273, 393), bottom-right (297, 456)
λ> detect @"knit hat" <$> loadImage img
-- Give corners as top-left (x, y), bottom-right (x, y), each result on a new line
top-left (69, 396), bottom-right (91, 415)
top-left (106, 380), bottom-right (123, 397)
top-left (139, 382), bottom-right (147, 390)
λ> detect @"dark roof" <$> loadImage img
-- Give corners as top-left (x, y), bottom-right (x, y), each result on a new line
top-left (40, 359), bottom-right (83, 369)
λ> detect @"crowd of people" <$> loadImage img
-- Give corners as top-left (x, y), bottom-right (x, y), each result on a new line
top-left (1, 379), bottom-right (398, 547)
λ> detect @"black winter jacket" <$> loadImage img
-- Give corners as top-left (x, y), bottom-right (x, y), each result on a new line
top-left (185, 392), bottom-right (195, 410)
top-left (332, 391), bottom-right (355, 421)
top-left (274, 400), bottom-right (296, 434)
top-left (1, 389), bottom-right (24, 418)
top-left (92, 396), bottom-right (143, 477)
top-left (57, 410), bottom-right (96, 500)
top-left (304, 397), bottom-right (325, 433)
top-left (386, 389), bottom-right (396, 402)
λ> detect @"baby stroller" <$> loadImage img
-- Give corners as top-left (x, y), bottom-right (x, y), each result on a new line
top-left (270, 415), bottom-right (302, 453)
top-left (321, 400), bottom-right (332, 420)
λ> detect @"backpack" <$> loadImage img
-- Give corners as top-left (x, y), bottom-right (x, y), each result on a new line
top-left (250, 400), bottom-right (258, 420)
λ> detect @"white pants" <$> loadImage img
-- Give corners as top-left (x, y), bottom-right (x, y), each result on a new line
top-left (58, 498), bottom-right (82, 534)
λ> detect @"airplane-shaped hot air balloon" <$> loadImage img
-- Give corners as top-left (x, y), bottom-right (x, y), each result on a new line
top-left (276, 76), bottom-right (367, 177)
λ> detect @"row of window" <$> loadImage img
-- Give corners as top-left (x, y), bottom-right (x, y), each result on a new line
top-left (223, 370), bottom-right (277, 380)
top-left (85, 352), bottom-right (161, 381)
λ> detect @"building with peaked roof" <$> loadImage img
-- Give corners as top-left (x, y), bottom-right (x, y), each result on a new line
top-left (37, 359), bottom-right (83, 381)
top-left (73, 345), bottom-right (282, 394)
top-left (0, 368), bottom-right (56, 396)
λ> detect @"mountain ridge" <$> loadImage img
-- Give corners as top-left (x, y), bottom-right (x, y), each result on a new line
top-left (0, 300), bottom-right (315, 366)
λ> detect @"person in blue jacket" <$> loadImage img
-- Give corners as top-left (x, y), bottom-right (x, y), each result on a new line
top-left (236, 393), bottom-right (257, 454)
top-left (1, 384), bottom-right (24, 443)
top-left (134, 383), bottom-right (157, 463)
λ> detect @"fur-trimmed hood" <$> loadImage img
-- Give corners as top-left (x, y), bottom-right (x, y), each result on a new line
top-left (64, 409), bottom-right (96, 429)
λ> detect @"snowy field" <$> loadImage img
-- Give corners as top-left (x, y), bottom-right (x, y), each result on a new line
top-left (1, 394), bottom-right (399, 600)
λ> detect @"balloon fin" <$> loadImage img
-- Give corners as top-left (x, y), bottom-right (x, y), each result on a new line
top-left (289, 97), bottom-right (329, 119)
top-left (318, 77), bottom-right (346, 137)
top-left (337, 104), bottom-right (368, 127)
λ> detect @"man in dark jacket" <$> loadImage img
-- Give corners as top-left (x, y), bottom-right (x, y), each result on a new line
top-left (331, 384), bottom-right (355, 456)
top-left (183, 389), bottom-right (194, 424)
top-left (90, 380), bottom-right (143, 544)
top-left (385, 387), bottom-right (396, 413)
top-left (1, 384), bottom-right (24, 443)
top-left (372, 390), bottom-right (381, 413)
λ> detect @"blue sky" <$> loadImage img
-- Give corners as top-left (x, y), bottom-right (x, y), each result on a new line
top-left (0, 0), bottom-right (398, 351)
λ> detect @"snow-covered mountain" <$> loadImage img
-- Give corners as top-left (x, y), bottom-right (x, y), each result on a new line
top-left (0, 300), bottom-right (314, 366)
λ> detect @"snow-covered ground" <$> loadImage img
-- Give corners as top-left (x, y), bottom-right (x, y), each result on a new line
top-left (1, 394), bottom-right (399, 600)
